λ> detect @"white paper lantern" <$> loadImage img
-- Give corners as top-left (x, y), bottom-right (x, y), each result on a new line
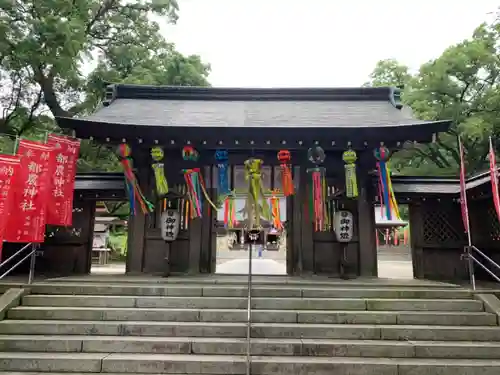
top-left (333, 210), bottom-right (354, 243)
top-left (161, 209), bottom-right (180, 242)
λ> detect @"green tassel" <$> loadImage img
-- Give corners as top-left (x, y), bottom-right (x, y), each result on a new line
top-left (152, 163), bottom-right (169, 196)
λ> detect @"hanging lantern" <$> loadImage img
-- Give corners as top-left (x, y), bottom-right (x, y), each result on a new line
top-left (374, 145), bottom-right (400, 221)
top-left (342, 149), bottom-right (358, 198)
top-left (182, 168), bottom-right (217, 219)
top-left (215, 149), bottom-right (230, 198)
top-left (117, 144), bottom-right (154, 215)
top-left (307, 146), bottom-right (328, 232)
top-left (182, 145), bottom-right (199, 161)
top-left (160, 209), bottom-right (180, 242)
top-left (308, 146), bottom-right (326, 165)
top-left (244, 158), bottom-right (271, 229)
top-left (151, 146), bottom-right (169, 198)
top-left (277, 150), bottom-right (294, 196)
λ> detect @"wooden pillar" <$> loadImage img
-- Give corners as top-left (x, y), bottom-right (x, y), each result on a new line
top-left (126, 149), bottom-right (149, 274)
top-left (290, 166), bottom-right (302, 275)
top-left (409, 202), bottom-right (424, 279)
top-left (357, 153), bottom-right (378, 277)
top-left (299, 165), bottom-right (314, 274)
top-left (357, 178), bottom-right (377, 277)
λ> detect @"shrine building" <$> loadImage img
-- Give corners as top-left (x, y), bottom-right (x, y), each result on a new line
top-left (55, 84), bottom-right (451, 277)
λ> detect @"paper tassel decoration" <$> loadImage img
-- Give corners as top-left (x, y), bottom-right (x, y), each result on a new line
top-left (342, 149), bottom-right (358, 198)
top-left (117, 144), bottom-right (154, 215)
top-left (215, 149), bottom-right (230, 198)
top-left (277, 150), bottom-right (294, 196)
top-left (183, 168), bottom-right (217, 218)
top-left (244, 158), bottom-right (271, 229)
top-left (223, 195), bottom-right (236, 228)
top-left (307, 146), bottom-right (328, 232)
top-left (374, 146), bottom-right (400, 221)
top-left (151, 146), bottom-right (169, 197)
top-left (270, 193), bottom-right (283, 230)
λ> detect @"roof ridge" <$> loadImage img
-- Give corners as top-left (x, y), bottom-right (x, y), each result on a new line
top-left (101, 83), bottom-right (403, 106)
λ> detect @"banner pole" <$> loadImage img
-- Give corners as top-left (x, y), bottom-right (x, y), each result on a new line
top-left (12, 136), bottom-right (19, 155)
top-left (459, 136), bottom-right (475, 289)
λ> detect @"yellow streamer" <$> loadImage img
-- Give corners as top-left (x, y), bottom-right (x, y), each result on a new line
top-left (244, 158), bottom-right (271, 229)
top-left (152, 163), bottom-right (169, 196)
top-left (343, 149), bottom-right (359, 198)
top-left (199, 177), bottom-right (218, 211)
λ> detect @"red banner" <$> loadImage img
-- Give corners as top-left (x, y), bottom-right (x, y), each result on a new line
top-left (46, 134), bottom-right (80, 226)
top-left (489, 137), bottom-right (500, 225)
top-left (0, 155), bottom-right (20, 260)
top-left (5, 140), bottom-right (55, 243)
top-left (459, 137), bottom-right (470, 235)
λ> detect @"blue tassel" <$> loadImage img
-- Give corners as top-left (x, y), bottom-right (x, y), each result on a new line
top-left (126, 179), bottom-right (135, 215)
top-left (379, 162), bottom-right (391, 220)
top-left (218, 163), bottom-right (229, 195)
top-left (215, 149), bottom-right (230, 196)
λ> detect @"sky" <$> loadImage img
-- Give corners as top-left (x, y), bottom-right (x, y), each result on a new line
top-left (162, 0), bottom-right (498, 87)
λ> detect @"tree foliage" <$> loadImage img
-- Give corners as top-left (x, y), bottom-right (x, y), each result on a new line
top-left (0, 0), bottom-right (210, 171)
top-left (365, 13), bottom-right (500, 176)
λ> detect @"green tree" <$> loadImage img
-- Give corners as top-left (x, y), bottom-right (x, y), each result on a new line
top-left (363, 59), bottom-right (411, 88)
top-left (366, 15), bottom-right (500, 176)
top-left (0, 0), bottom-right (210, 170)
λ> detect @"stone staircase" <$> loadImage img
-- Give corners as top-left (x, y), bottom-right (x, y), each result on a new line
top-left (1, 278), bottom-right (500, 374)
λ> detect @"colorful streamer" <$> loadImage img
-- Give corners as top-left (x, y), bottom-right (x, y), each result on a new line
top-left (117, 144), bottom-right (154, 215)
top-left (277, 150), bottom-right (294, 196)
top-left (270, 193), bottom-right (283, 230)
top-left (308, 167), bottom-right (328, 231)
top-left (307, 146), bottom-right (328, 232)
top-left (183, 168), bottom-right (217, 218)
top-left (342, 149), bottom-right (358, 198)
top-left (374, 146), bottom-right (400, 221)
top-left (151, 146), bottom-right (169, 197)
top-left (215, 149), bottom-right (230, 198)
top-left (224, 194), bottom-right (236, 228)
top-left (244, 158), bottom-right (271, 229)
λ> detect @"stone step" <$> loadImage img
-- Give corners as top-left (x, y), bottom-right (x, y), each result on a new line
top-left (2, 335), bottom-right (500, 359)
top-left (29, 283), bottom-right (472, 299)
top-left (2, 353), bottom-right (500, 374)
top-left (1, 320), bottom-right (500, 341)
top-left (21, 295), bottom-right (484, 311)
top-left (7, 306), bottom-right (497, 326)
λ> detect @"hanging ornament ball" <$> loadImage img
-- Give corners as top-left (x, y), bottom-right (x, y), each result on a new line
top-left (277, 149), bottom-right (291, 163)
top-left (215, 149), bottom-right (228, 162)
top-left (117, 143), bottom-right (131, 158)
top-left (307, 146), bottom-right (326, 165)
top-left (373, 146), bottom-right (390, 162)
top-left (151, 146), bottom-right (164, 162)
top-left (342, 149), bottom-right (357, 164)
top-left (182, 145), bottom-right (199, 161)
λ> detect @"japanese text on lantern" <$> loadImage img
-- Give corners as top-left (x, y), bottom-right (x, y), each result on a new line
top-left (0, 156), bottom-right (19, 253)
top-left (6, 141), bottom-right (53, 243)
top-left (46, 135), bottom-right (80, 226)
